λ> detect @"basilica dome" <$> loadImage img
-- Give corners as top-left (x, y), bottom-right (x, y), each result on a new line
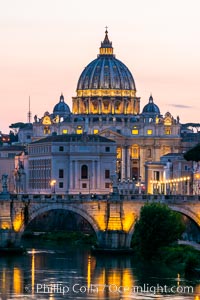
top-left (53, 94), bottom-right (71, 117)
top-left (73, 30), bottom-right (140, 115)
top-left (76, 30), bottom-right (136, 96)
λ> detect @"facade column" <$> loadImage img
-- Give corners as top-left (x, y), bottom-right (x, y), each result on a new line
top-left (127, 147), bottom-right (131, 179)
top-left (98, 98), bottom-right (102, 114)
top-left (139, 146), bottom-right (145, 180)
top-left (123, 98), bottom-right (126, 114)
top-left (120, 98), bottom-right (124, 114)
top-left (77, 99), bottom-right (80, 114)
top-left (72, 160), bottom-right (75, 189)
top-left (92, 160), bottom-right (95, 191)
top-left (88, 98), bottom-right (90, 114)
top-left (121, 147), bottom-right (126, 180)
top-left (94, 161), bottom-right (97, 189)
top-left (154, 146), bottom-right (160, 162)
top-left (111, 98), bottom-right (115, 114)
top-left (69, 160), bottom-right (73, 190)
top-left (75, 161), bottom-right (78, 189)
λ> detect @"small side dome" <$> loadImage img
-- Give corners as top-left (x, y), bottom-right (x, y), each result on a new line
top-left (142, 95), bottom-right (160, 115)
top-left (53, 94), bottom-right (71, 117)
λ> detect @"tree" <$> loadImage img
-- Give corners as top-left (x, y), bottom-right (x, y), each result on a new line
top-left (132, 203), bottom-right (185, 259)
top-left (184, 143), bottom-right (200, 162)
top-left (182, 123), bottom-right (200, 133)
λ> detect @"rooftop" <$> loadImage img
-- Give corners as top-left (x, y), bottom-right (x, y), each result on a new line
top-left (31, 134), bottom-right (116, 144)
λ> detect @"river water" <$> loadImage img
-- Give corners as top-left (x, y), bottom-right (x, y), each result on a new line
top-left (0, 240), bottom-right (199, 300)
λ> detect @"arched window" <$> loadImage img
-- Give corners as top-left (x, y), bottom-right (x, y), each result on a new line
top-left (81, 165), bottom-right (88, 179)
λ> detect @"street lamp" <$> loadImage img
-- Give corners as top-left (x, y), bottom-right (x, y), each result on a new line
top-left (50, 180), bottom-right (56, 194)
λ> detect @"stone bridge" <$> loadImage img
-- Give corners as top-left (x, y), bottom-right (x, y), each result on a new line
top-left (0, 194), bottom-right (200, 249)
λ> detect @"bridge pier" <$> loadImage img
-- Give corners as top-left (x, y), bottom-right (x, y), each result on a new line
top-left (0, 229), bottom-right (21, 248)
top-left (97, 230), bottom-right (131, 250)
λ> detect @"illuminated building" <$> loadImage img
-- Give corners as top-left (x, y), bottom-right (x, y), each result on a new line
top-left (145, 153), bottom-right (193, 194)
top-left (18, 30), bottom-right (181, 191)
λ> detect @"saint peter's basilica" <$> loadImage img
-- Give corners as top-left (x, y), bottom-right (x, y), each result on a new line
top-left (16, 30), bottom-right (184, 194)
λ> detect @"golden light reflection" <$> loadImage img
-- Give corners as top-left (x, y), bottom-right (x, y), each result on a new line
top-left (194, 296), bottom-right (200, 300)
top-left (2, 268), bottom-right (6, 290)
top-left (122, 214), bottom-right (135, 232)
top-left (13, 214), bottom-right (23, 231)
top-left (177, 273), bottom-right (180, 287)
top-left (95, 204), bottom-right (107, 230)
top-left (87, 255), bottom-right (91, 289)
top-left (96, 267), bottom-right (135, 297)
top-left (194, 283), bottom-right (200, 296)
top-left (32, 248), bottom-right (35, 295)
top-left (122, 269), bottom-right (134, 291)
top-left (13, 267), bottom-right (22, 294)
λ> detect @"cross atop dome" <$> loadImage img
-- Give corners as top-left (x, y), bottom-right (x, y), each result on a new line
top-left (99, 28), bottom-right (113, 55)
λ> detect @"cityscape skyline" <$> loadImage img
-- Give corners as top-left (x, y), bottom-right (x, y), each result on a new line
top-left (1, 0), bottom-right (200, 133)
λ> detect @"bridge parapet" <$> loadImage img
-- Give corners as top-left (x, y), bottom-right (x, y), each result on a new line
top-left (8, 193), bottom-right (200, 204)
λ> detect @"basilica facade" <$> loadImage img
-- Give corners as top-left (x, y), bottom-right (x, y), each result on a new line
top-left (18, 30), bottom-right (181, 194)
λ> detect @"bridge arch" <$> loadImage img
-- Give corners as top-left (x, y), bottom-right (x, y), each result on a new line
top-left (169, 205), bottom-right (200, 227)
top-left (126, 204), bottom-right (200, 248)
top-left (19, 203), bottom-right (100, 237)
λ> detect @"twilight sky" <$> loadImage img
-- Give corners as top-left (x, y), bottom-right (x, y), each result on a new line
top-left (1, 0), bottom-right (200, 133)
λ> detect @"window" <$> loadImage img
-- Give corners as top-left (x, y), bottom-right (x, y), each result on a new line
top-left (105, 170), bottom-right (110, 179)
top-left (44, 126), bottom-right (50, 135)
top-left (77, 126), bottom-right (83, 134)
top-left (8, 153), bottom-right (15, 158)
top-left (147, 129), bottom-right (153, 135)
top-left (82, 183), bottom-right (87, 188)
top-left (81, 165), bottom-right (88, 179)
top-left (59, 169), bottom-right (64, 178)
top-left (62, 129), bottom-right (68, 134)
top-left (93, 129), bottom-right (99, 134)
top-left (147, 148), bottom-right (151, 158)
top-left (59, 146), bottom-right (64, 151)
top-left (131, 145), bottom-right (139, 159)
top-left (117, 148), bottom-right (122, 159)
top-left (76, 129), bottom-right (83, 134)
top-left (165, 128), bottom-right (171, 135)
top-left (153, 171), bottom-right (160, 181)
top-left (105, 147), bottom-right (110, 152)
top-left (59, 182), bottom-right (63, 188)
top-left (105, 182), bottom-right (110, 188)
top-left (132, 129), bottom-right (138, 135)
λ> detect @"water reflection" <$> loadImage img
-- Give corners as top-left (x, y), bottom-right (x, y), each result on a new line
top-left (0, 241), bottom-right (199, 299)
top-left (92, 254), bottom-right (135, 299)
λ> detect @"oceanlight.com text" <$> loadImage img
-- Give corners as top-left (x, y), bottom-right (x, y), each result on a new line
top-left (33, 283), bottom-right (194, 296)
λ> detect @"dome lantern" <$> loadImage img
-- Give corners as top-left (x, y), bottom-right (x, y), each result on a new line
top-left (99, 29), bottom-right (114, 55)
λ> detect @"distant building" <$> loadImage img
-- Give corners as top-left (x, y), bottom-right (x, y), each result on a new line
top-left (26, 134), bottom-right (116, 194)
top-left (0, 145), bottom-right (25, 192)
top-left (145, 153), bottom-right (193, 195)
